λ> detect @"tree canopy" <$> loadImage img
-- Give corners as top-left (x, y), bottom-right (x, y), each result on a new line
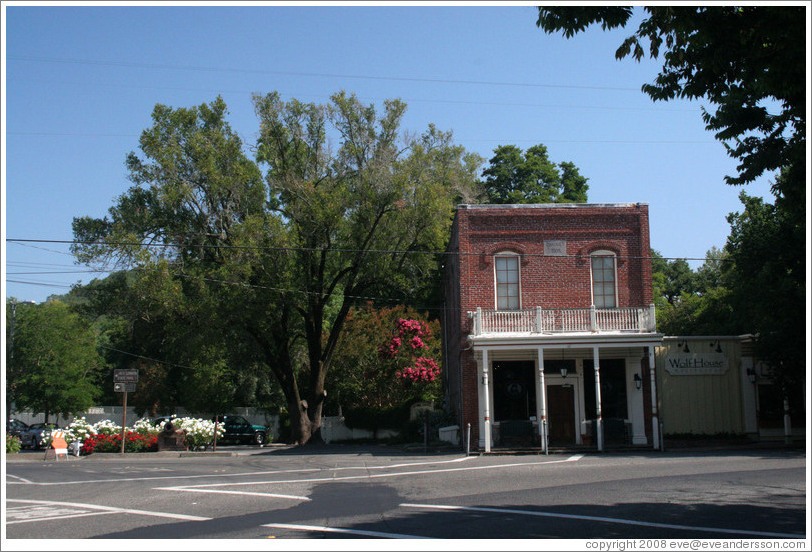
top-left (537, 6), bottom-right (806, 218)
top-left (481, 144), bottom-right (589, 204)
top-left (72, 92), bottom-right (481, 444)
top-left (6, 300), bottom-right (106, 422)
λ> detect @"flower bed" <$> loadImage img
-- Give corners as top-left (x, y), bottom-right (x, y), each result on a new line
top-left (81, 432), bottom-right (158, 454)
top-left (65, 416), bottom-right (222, 455)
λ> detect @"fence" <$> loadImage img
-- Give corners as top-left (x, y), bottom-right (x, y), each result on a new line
top-left (10, 406), bottom-right (280, 440)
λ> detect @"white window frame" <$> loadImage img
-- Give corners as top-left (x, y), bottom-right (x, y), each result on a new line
top-left (494, 252), bottom-right (521, 310)
top-left (590, 250), bottom-right (618, 308)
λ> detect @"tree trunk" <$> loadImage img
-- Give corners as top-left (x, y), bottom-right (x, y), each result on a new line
top-left (288, 398), bottom-right (312, 445)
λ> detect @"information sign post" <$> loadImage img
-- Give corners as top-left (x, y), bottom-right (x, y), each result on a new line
top-left (113, 370), bottom-right (139, 453)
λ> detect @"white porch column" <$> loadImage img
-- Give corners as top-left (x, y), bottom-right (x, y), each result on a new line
top-left (481, 348), bottom-right (492, 453)
top-left (537, 347), bottom-right (547, 454)
top-left (628, 355), bottom-right (647, 445)
top-left (593, 345), bottom-right (604, 452)
top-left (648, 346), bottom-right (660, 450)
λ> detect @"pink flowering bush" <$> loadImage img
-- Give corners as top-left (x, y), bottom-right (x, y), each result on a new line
top-left (327, 306), bottom-right (442, 413)
top-left (397, 357), bottom-right (440, 383)
top-left (380, 317), bottom-right (441, 388)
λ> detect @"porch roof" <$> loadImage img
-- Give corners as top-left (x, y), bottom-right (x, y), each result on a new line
top-left (467, 331), bottom-right (664, 350)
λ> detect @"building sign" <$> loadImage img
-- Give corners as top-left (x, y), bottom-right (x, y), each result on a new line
top-left (544, 240), bottom-right (567, 256)
top-left (665, 353), bottom-right (729, 376)
top-left (114, 382), bottom-right (137, 393)
top-left (113, 369), bottom-right (139, 383)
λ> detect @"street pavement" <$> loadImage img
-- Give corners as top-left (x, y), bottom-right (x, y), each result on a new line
top-left (3, 443), bottom-right (807, 545)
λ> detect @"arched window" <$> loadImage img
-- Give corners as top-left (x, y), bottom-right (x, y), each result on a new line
top-left (494, 253), bottom-right (520, 310)
top-left (590, 250), bottom-right (617, 308)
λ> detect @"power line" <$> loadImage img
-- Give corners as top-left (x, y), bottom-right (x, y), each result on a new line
top-left (6, 131), bottom-right (714, 145)
top-left (6, 237), bottom-right (727, 263)
top-left (10, 77), bottom-right (701, 113)
top-left (7, 55), bottom-right (644, 93)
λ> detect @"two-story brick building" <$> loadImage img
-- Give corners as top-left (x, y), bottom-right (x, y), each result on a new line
top-left (443, 203), bottom-right (663, 452)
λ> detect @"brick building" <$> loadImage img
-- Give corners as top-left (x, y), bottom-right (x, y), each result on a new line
top-left (443, 203), bottom-right (663, 452)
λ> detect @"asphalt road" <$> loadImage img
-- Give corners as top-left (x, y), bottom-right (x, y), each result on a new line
top-left (4, 444), bottom-right (807, 545)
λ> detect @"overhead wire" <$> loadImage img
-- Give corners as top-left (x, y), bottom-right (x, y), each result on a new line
top-left (6, 237), bottom-right (728, 263)
top-left (7, 55), bottom-right (645, 92)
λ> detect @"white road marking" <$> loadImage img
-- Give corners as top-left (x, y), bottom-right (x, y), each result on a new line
top-left (6, 456), bottom-right (473, 486)
top-left (7, 498), bottom-right (212, 522)
top-left (5, 473), bottom-right (34, 484)
top-left (161, 487), bottom-right (310, 501)
top-left (157, 454), bottom-right (582, 490)
top-left (6, 505), bottom-right (118, 525)
top-left (262, 522), bottom-right (433, 539)
top-left (400, 503), bottom-right (805, 539)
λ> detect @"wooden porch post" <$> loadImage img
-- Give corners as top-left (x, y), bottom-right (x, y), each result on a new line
top-left (648, 346), bottom-right (660, 450)
top-left (537, 347), bottom-right (547, 454)
top-left (482, 348), bottom-right (491, 453)
top-left (593, 345), bottom-right (604, 452)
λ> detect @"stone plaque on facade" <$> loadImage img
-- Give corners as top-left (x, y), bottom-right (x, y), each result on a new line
top-left (665, 353), bottom-right (729, 376)
top-left (544, 240), bottom-right (567, 256)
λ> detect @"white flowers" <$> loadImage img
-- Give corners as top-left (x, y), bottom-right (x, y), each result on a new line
top-left (174, 417), bottom-right (225, 449)
top-left (61, 415), bottom-right (225, 449)
top-left (63, 417), bottom-right (97, 444)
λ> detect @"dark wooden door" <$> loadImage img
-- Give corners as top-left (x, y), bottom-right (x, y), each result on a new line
top-left (547, 385), bottom-right (576, 445)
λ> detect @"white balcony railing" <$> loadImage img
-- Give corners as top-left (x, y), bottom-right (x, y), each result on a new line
top-left (468, 305), bottom-right (657, 336)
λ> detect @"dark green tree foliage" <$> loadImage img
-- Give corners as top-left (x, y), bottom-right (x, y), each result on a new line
top-left (482, 144), bottom-right (589, 204)
top-left (723, 191), bottom-right (805, 394)
top-left (650, 251), bottom-right (696, 307)
top-left (537, 6), bottom-right (806, 217)
top-left (7, 300), bottom-right (106, 422)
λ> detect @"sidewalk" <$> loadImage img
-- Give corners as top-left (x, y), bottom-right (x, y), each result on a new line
top-left (4, 443), bottom-right (295, 462)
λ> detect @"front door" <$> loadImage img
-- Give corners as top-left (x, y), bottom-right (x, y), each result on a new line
top-left (547, 385), bottom-right (576, 445)
top-left (493, 361), bottom-right (536, 447)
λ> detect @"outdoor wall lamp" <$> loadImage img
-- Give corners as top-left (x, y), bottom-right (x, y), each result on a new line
top-left (677, 340), bottom-right (690, 353)
top-left (710, 339), bottom-right (723, 353)
top-left (633, 373), bottom-right (642, 390)
top-left (560, 367), bottom-right (568, 379)
top-left (746, 368), bottom-right (757, 384)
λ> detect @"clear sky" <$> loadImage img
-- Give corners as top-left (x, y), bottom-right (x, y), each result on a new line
top-left (3, 3), bottom-right (781, 304)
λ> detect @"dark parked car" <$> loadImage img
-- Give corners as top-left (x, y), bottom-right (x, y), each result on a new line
top-left (213, 415), bottom-right (267, 445)
top-left (20, 423), bottom-right (60, 449)
top-left (6, 419), bottom-right (29, 439)
top-left (151, 416), bottom-right (176, 428)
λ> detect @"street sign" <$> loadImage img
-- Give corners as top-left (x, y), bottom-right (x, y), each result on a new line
top-left (114, 382), bottom-right (136, 393)
top-left (113, 369), bottom-right (139, 383)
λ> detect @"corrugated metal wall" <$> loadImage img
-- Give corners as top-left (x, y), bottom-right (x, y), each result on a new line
top-left (656, 337), bottom-right (745, 435)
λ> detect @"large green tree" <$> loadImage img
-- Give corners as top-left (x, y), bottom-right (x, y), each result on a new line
top-left (7, 300), bottom-right (106, 422)
top-left (72, 93), bottom-right (480, 445)
top-left (723, 190), bottom-right (805, 395)
top-left (536, 6), bottom-right (806, 217)
top-left (481, 144), bottom-right (589, 204)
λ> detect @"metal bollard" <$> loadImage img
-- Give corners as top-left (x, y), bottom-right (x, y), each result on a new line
top-left (466, 423), bottom-right (471, 456)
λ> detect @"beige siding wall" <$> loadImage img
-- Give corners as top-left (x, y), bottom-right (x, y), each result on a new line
top-left (656, 337), bottom-right (745, 435)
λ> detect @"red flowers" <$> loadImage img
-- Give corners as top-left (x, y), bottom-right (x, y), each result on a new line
top-left (378, 318), bottom-right (440, 385)
top-left (81, 432), bottom-right (158, 455)
top-left (379, 318), bottom-right (431, 359)
top-left (397, 357), bottom-right (440, 383)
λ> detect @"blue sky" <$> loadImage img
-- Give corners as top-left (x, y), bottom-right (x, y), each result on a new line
top-left (2, 3), bottom-right (781, 304)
